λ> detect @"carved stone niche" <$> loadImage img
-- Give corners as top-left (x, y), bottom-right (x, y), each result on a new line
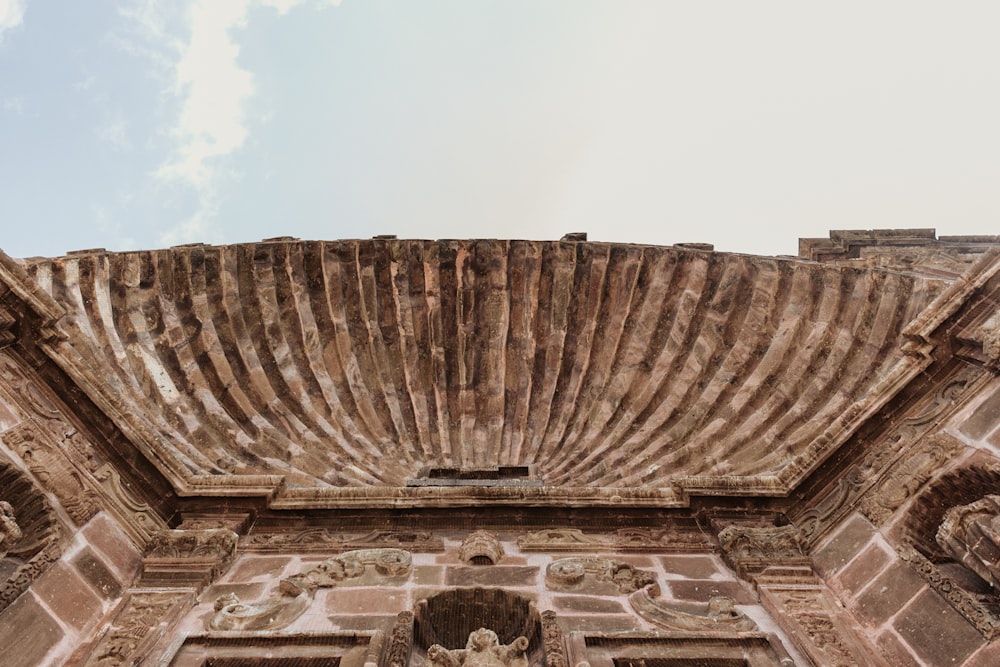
top-left (0, 458), bottom-right (62, 612)
top-left (414, 589), bottom-right (543, 667)
top-left (460, 531), bottom-right (504, 565)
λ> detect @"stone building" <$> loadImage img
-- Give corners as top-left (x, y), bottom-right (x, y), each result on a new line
top-left (2, 229), bottom-right (1000, 665)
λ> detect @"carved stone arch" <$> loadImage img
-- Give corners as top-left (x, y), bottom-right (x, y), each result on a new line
top-left (0, 457), bottom-right (62, 611)
top-left (414, 589), bottom-right (543, 663)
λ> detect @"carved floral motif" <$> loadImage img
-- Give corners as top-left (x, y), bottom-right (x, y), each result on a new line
top-left (539, 611), bottom-right (566, 667)
top-left (387, 611), bottom-right (415, 667)
top-left (763, 588), bottom-right (862, 667)
top-left (243, 529), bottom-right (443, 553)
top-left (717, 525), bottom-right (807, 574)
top-left (426, 628), bottom-right (529, 667)
top-left (517, 527), bottom-right (712, 552)
top-left (546, 557), bottom-right (655, 594)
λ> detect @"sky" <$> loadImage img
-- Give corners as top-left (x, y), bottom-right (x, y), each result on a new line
top-left (1, 1), bottom-right (998, 259)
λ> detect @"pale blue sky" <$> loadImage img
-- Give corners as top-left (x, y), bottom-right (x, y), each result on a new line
top-left (2, 1), bottom-right (998, 258)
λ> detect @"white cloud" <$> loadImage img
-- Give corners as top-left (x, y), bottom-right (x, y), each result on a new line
top-left (260, 0), bottom-right (341, 16)
top-left (96, 116), bottom-right (132, 152)
top-left (0, 0), bottom-right (25, 41)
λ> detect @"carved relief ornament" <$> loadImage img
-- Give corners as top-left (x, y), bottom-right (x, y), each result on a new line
top-left (207, 548), bottom-right (413, 632)
top-left (426, 628), bottom-right (529, 667)
top-left (629, 584), bottom-right (757, 632)
top-left (546, 557), bottom-right (655, 594)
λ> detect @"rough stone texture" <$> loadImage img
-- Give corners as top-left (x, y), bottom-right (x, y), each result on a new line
top-left (662, 579), bottom-right (753, 605)
top-left (836, 541), bottom-right (892, 597)
top-left (658, 555), bottom-right (723, 579)
top-left (446, 566), bottom-right (539, 587)
top-left (21, 239), bottom-right (944, 505)
top-left (552, 596), bottom-right (626, 614)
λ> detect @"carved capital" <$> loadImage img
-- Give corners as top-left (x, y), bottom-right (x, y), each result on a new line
top-left (141, 528), bottom-right (238, 590)
top-left (718, 524), bottom-right (809, 581)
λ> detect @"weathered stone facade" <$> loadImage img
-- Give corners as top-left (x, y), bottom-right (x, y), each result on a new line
top-left (2, 229), bottom-right (1000, 665)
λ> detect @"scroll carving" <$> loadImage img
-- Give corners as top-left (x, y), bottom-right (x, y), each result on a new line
top-left (460, 531), bottom-right (504, 564)
top-left (546, 557), bottom-right (655, 594)
top-left (859, 432), bottom-right (965, 525)
top-left (628, 584), bottom-right (756, 632)
top-left (518, 527), bottom-right (712, 552)
top-left (244, 529), bottom-right (443, 553)
top-left (94, 463), bottom-right (167, 544)
top-left (207, 548), bottom-right (413, 632)
top-left (142, 528), bottom-right (238, 589)
top-left (426, 628), bottom-right (529, 667)
top-left (766, 588), bottom-right (860, 667)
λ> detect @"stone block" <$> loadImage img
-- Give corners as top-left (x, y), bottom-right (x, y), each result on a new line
top-left (202, 582), bottom-right (267, 604)
top-left (413, 565), bottom-right (444, 585)
top-left (329, 614), bottom-right (396, 631)
top-left (893, 589), bottom-right (985, 666)
top-left (81, 512), bottom-right (141, 583)
top-left (326, 587), bottom-right (408, 615)
top-left (875, 630), bottom-right (921, 667)
top-left (555, 615), bottom-right (642, 633)
top-left (446, 566), bottom-right (538, 587)
top-left (659, 555), bottom-right (723, 579)
top-left (226, 556), bottom-right (294, 581)
top-left (72, 546), bottom-right (124, 599)
top-left (960, 384), bottom-right (1000, 440)
top-left (30, 560), bottom-right (103, 632)
top-left (963, 641), bottom-right (1000, 667)
top-left (665, 579), bottom-right (754, 605)
top-left (553, 596), bottom-right (626, 614)
top-left (837, 542), bottom-right (891, 598)
top-left (0, 593), bottom-right (64, 667)
top-left (852, 561), bottom-right (925, 627)
top-left (813, 513), bottom-right (878, 575)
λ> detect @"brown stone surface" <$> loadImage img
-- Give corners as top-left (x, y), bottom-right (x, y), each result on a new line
top-left (893, 589), bottom-right (985, 666)
top-left (664, 579), bottom-right (754, 605)
top-left (325, 587), bottom-right (408, 614)
top-left (658, 555), bottom-right (722, 579)
top-left (31, 560), bottom-right (103, 631)
top-left (71, 546), bottom-right (123, 599)
top-left (552, 596), bottom-right (626, 614)
top-left (852, 561), bottom-right (926, 627)
top-left (555, 615), bottom-right (641, 633)
top-left (446, 566), bottom-right (539, 587)
top-left (412, 565), bottom-right (444, 585)
top-left (813, 512), bottom-right (878, 575)
top-left (0, 593), bottom-right (64, 667)
top-left (81, 512), bottom-right (142, 583)
top-left (960, 383), bottom-right (1000, 440)
top-left (226, 555), bottom-right (294, 581)
top-left (329, 614), bottom-right (397, 631)
top-left (875, 631), bottom-right (921, 667)
top-left (202, 582), bottom-right (267, 602)
top-left (836, 542), bottom-right (891, 597)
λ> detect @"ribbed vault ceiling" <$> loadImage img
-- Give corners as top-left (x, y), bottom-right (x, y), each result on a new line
top-left (24, 239), bottom-right (945, 501)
